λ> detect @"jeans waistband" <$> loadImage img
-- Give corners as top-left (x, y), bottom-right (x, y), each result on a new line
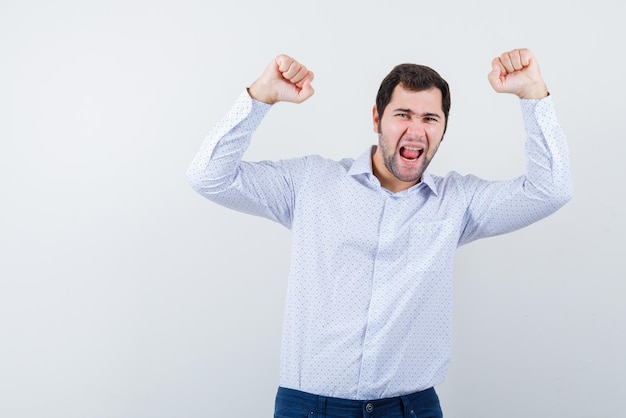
top-left (276, 386), bottom-right (437, 417)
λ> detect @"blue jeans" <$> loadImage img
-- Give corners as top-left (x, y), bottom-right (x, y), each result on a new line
top-left (274, 386), bottom-right (443, 418)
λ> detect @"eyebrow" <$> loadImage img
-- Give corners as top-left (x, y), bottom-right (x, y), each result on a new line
top-left (393, 108), bottom-right (442, 119)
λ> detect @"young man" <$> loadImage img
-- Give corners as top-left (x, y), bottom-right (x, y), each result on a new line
top-left (187, 49), bottom-right (572, 418)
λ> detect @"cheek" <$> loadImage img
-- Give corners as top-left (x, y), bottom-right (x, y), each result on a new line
top-left (382, 123), bottom-right (404, 140)
top-left (426, 131), bottom-right (445, 156)
top-left (427, 144), bottom-right (440, 159)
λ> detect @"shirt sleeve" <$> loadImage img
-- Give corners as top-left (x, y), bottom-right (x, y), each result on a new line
top-left (186, 89), bottom-right (303, 229)
top-left (458, 95), bottom-right (573, 246)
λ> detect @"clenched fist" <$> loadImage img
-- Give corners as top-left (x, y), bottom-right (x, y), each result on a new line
top-left (488, 48), bottom-right (549, 100)
top-left (248, 54), bottom-right (315, 105)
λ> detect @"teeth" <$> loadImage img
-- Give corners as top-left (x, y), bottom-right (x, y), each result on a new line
top-left (399, 145), bottom-right (423, 162)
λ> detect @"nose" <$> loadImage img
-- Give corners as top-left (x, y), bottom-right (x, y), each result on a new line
top-left (405, 120), bottom-right (426, 137)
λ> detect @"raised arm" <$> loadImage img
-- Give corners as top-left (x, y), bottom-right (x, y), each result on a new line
top-left (186, 55), bottom-right (315, 227)
top-left (459, 49), bottom-right (572, 245)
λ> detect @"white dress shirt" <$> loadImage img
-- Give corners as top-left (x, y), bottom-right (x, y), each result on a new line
top-left (187, 90), bottom-right (572, 400)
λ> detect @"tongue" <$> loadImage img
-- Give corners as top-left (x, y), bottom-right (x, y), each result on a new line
top-left (400, 147), bottom-right (420, 160)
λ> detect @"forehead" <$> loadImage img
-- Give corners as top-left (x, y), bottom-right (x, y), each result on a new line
top-left (387, 85), bottom-right (443, 113)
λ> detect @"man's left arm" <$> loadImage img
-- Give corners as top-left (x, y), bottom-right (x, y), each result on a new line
top-left (458, 49), bottom-right (573, 245)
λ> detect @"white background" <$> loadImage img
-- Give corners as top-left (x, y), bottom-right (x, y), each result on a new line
top-left (1, 1), bottom-right (624, 417)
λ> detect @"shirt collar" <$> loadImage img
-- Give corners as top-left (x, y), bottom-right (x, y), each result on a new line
top-left (348, 146), bottom-right (439, 196)
top-left (347, 146), bottom-right (376, 176)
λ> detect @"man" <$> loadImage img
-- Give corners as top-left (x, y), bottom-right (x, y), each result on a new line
top-left (187, 49), bottom-right (572, 418)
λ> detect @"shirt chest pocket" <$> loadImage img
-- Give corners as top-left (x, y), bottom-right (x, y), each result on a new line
top-left (406, 219), bottom-right (458, 273)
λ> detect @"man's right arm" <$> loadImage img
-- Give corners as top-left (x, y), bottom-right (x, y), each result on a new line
top-left (186, 55), bottom-right (315, 227)
top-left (186, 90), bottom-right (297, 227)
top-left (186, 88), bottom-right (270, 197)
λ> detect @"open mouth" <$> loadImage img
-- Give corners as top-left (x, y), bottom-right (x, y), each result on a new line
top-left (399, 146), bottom-right (424, 162)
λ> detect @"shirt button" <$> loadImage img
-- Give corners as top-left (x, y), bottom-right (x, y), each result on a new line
top-left (365, 402), bottom-right (374, 413)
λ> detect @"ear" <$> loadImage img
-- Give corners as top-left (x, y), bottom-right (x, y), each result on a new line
top-left (372, 105), bottom-right (380, 133)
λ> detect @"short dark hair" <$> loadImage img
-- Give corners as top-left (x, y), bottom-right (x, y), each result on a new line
top-left (375, 63), bottom-right (451, 132)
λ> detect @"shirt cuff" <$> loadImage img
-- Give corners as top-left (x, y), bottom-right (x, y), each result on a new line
top-left (520, 94), bottom-right (558, 135)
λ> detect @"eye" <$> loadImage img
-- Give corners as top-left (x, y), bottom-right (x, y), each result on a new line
top-left (395, 113), bottom-right (409, 119)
